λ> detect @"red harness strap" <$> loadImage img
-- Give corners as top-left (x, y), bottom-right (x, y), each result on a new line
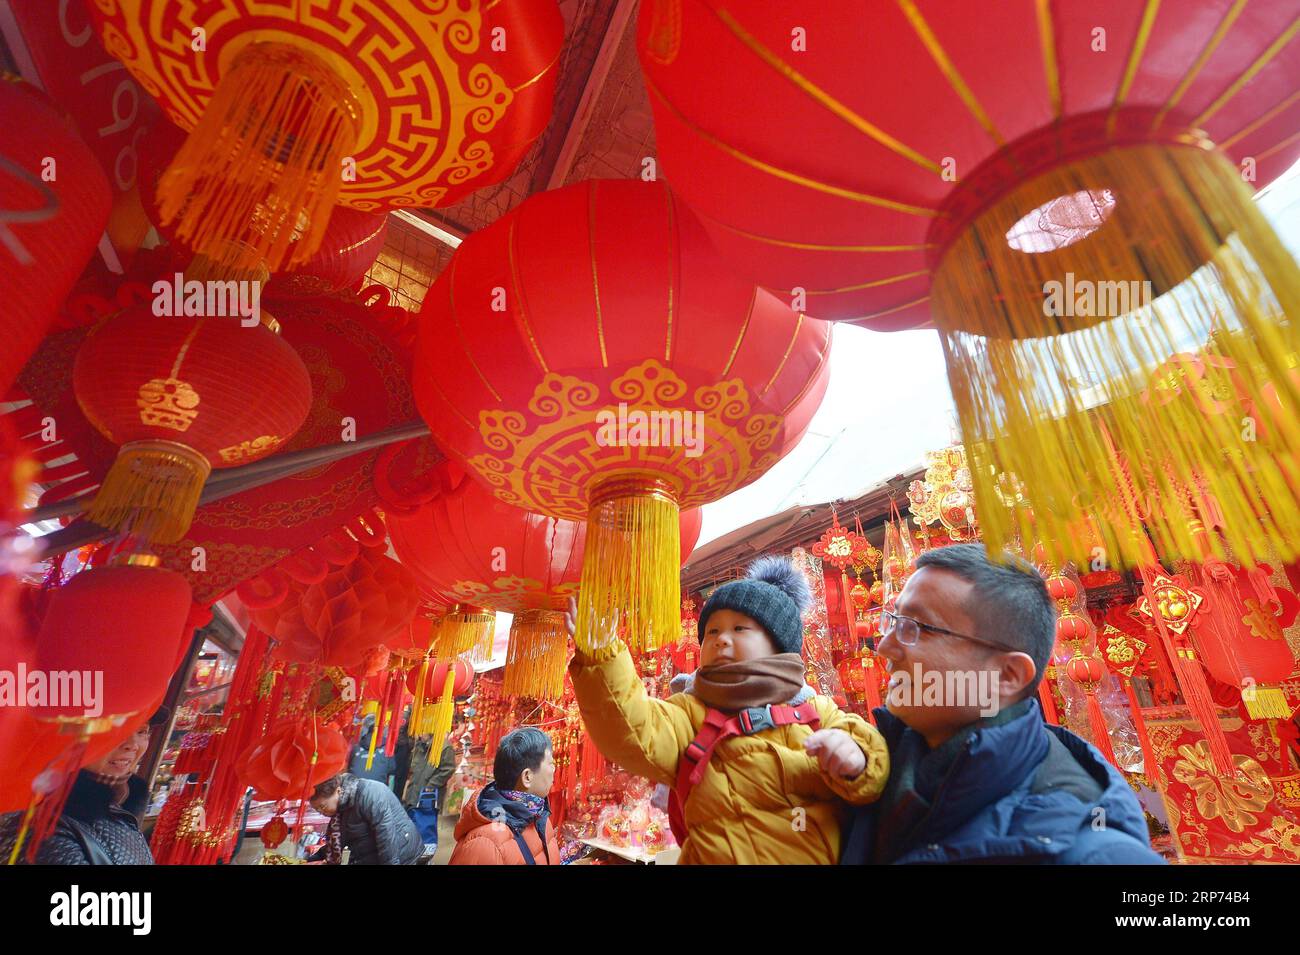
top-left (668, 701), bottom-right (821, 845)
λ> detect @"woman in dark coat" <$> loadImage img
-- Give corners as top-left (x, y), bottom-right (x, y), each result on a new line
top-left (0, 712), bottom-right (164, 864)
top-left (309, 772), bottom-right (423, 865)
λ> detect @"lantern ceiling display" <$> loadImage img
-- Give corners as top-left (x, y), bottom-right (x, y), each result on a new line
top-left (639, 0), bottom-right (1300, 570)
top-left (91, 1), bottom-right (564, 274)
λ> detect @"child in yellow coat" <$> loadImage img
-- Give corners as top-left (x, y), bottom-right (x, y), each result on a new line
top-left (567, 556), bottom-right (889, 864)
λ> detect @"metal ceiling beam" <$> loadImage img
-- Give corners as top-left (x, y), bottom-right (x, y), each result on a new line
top-left (546, 0), bottom-right (639, 189)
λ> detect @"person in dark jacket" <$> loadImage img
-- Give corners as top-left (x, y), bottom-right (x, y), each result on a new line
top-left (841, 544), bottom-right (1165, 865)
top-left (348, 713), bottom-right (397, 788)
top-left (309, 772), bottom-right (423, 865)
top-left (0, 710), bottom-right (166, 865)
top-left (403, 730), bottom-right (458, 852)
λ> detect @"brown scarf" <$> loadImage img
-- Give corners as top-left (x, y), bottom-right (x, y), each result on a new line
top-left (690, 653), bottom-right (807, 711)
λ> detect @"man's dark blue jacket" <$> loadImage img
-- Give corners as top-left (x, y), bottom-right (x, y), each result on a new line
top-left (841, 699), bottom-right (1166, 864)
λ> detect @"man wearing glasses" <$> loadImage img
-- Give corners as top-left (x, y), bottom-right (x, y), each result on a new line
top-left (840, 543), bottom-right (1163, 865)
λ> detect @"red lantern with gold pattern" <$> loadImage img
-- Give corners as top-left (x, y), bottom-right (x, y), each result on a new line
top-left (92, 2), bottom-right (563, 274)
top-left (0, 78), bottom-right (111, 394)
top-left (414, 178), bottom-right (831, 655)
top-left (639, 0), bottom-right (1300, 572)
top-left (72, 308), bottom-right (313, 544)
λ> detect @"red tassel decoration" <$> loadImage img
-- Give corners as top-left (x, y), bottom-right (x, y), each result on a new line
top-left (1037, 679), bottom-right (1059, 725)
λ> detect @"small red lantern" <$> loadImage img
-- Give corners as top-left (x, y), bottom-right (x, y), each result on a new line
top-left (407, 659), bottom-right (475, 701)
top-left (235, 718), bottom-right (349, 801)
top-left (72, 308), bottom-right (313, 543)
top-left (1055, 611), bottom-right (1093, 652)
top-left (1064, 653), bottom-right (1106, 689)
top-left (1045, 575), bottom-right (1079, 604)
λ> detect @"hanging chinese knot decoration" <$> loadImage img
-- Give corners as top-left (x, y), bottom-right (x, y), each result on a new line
top-left (413, 178), bottom-right (831, 658)
top-left (907, 445), bottom-right (980, 546)
top-left (638, 0), bottom-right (1300, 572)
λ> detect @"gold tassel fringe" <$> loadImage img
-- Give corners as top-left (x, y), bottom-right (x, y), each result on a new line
top-left (933, 138), bottom-right (1300, 570)
top-left (1243, 685), bottom-right (1291, 720)
top-left (432, 605), bottom-right (496, 662)
top-left (157, 42), bottom-right (360, 274)
top-left (86, 440), bottom-right (211, 544)
top-left (575, 476), bottom-right (681, 658)
top-left (502, 609), bottom-right (569, 701)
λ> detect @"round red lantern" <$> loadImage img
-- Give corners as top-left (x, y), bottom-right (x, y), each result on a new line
top-left (34, 559), bottom-right (193, 724)
top-left (0, 79), bottom-right (111, 394)
top-left (235, 717), bottom-right (349, 801)
top-left (72, 308), bottom-right (313, 543)
top-left (1055, 611), bottom-right (1094, 653)
top-left (1045, 575), bottom-right (1079, 604)
top-left (1064, 652), bottom-right (1106, 690)
top-left (93, 2), bottom-right (564, 274)
top-left (407, 659), bottom-right (475, 701)
top-left (638, 1), bottom-right (1300, 571)
top-left (414, 178), bottom-right (831, 654)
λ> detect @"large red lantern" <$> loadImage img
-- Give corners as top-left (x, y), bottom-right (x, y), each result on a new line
top-left (414, 179), bottom-right (831, 655)
top-left (235, 717), bottom-right (349, 801)
top-left (93, 2), bottom-right (563, 274)
top-left (71, 307), bottom-right (313, 544)
top-left (639, 0), bottom-right (1300, 570)
top-left (0, 79), bottom-right (111, 394)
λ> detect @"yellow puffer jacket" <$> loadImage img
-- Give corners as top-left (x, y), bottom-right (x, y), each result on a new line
top-left (570, 647), bottom-right (890, 864)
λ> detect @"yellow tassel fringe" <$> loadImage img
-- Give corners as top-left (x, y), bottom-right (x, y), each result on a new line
top-left (86, 439), bottom-right (211, 544)
top-left (1243, 685), bottom-right (1292, 720)
top-left (432, 606), bottom-right (496, 663)
top-left (933, 142), bottom-right (1300, 569)
top-left (157, 42), bottom-right (360, 274)
top-left (502, 609), bottom-right (569, 701)
top-left (575, 477), bottom-right (681, 659)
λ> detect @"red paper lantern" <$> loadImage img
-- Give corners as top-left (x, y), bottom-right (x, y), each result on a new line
top-left (72, 307), bottom-right (313, 543)
top-left (1064, 653), bottom-right (1106, 689)
top-left (0, 79), bottom-right (111, 393)
top-left (93, 2), bottom-right (563, 273)
top-left (414, 178), bottom-right (831, 653)
top-left (35, 561), bottom-right (193, 723)
top-left (235, 717), bottom-right (349, 801)
top-left (406, 659), bottom-right (475, 701)
top-left (1045, 575), bottom-right (1079, 604)
top-left (638, 1), bottom-right (1300, 571)
top-left (249, 546), bottom-right (420, 669)
top-left (1055, 611), bottom-right (1094, 652)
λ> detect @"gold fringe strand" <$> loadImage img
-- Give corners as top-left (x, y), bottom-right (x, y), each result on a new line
top-left (1243, 685), bottom-right (1292, 720)
top-left (933, 141), bottom-right (1300, 569)
top-left (501, 609), bottom-right (569, 701)
top-left (575, 476), bottom-right (681, 659)
top-left (425, 670), bottom-right (457, 747)
top-left (157, 42), bottom-right (360, 274)
top-left (85, 440), bottom-right (211, 544)
top-left (432, 606), bottom-right (496, 663)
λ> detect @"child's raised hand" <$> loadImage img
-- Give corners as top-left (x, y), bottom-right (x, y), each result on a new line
top-left (565, 597), bottom-right (578, 638)
top-left (565, 596), bottom-right (621, 660)
top-left (804, 729), bottom-right (868, 779)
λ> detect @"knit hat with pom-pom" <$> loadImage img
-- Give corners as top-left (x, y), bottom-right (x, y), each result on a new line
top-left (697, 556), bottom-right (812, 655)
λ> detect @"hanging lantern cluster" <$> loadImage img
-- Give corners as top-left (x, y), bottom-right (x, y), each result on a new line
top-left (413, 178), bottom-right (831, 658)
top-left (906, 444), bottom-right (982, 546)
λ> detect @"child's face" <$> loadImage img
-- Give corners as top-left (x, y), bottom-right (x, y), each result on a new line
top-left (701, 609), bottom-right (779, 666)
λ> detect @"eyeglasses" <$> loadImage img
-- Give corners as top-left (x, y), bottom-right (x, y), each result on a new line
top-left (879, 608), bottom-right (1019, 653)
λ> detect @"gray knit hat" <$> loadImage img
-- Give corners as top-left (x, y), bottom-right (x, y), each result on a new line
top-left (697, 556), bottom-right (812, 654)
